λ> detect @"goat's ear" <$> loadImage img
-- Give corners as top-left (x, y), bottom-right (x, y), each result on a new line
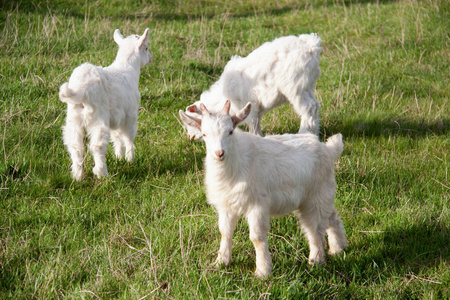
top-left (138, 28), bottom-right (150, 48)
top-left (222, 100), bottom-right (231, 114)
top-left (179, 110), bottom-right (202, 131)
top-left (187, 104), bottom-right (200, 113)
top-left (231, 102), bottom-right (251, 127)
top-left (114, 29), bottom-right (124, 45)
top-left (200, 103), bottom-right (210, 117)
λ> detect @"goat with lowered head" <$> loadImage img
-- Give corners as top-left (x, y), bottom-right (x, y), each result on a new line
top-left (59, 28), bottom-right (152, 180)
top-left (179, 100), bottom-right (347, 278)
top-left (183, 33), bottom-right (322, 140)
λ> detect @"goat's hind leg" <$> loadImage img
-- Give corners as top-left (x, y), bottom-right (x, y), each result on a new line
top-left (326, 210), bottom-right (347, 255)
top-left (63, 107), bottom-right (85, 181)
top-left (88, 122), bottom-right (110, 178)
top-left (111, 130), bottom-right (125, 160)
top-left (247, 209), bottom-right (272, 278)
top-left (122, 122), bottom-right (137, 162)
top-left (292, 90), bottom-right (321, 135)
top-left (295, 208), bottom-right (327, 266)
top-left (216, 210), bottom-right (239, 267)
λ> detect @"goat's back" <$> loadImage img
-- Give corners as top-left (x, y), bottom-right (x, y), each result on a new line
top-left (201, 34), bottom-right (322, 114)
top-left (224, 34), bottom-right (321, 84)
top-left (62, 63), bottom-right (140, 129)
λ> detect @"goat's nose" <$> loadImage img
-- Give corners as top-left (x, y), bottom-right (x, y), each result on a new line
top-left (215, 150), bottom-right (225, 160)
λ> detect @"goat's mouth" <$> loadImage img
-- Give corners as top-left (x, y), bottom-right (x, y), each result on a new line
top-left (144, 57), bottom-right (152, 65)
top-left (214, 154), bottom-right (227, 161)
top-left (188, 134), bottom-right (202, 141)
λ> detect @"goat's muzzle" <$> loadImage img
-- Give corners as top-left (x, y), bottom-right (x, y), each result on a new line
top-left (215, 150), bottom-right (225, 161)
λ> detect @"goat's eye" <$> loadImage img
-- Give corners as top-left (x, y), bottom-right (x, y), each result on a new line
top-left (229, 130), bottom-right (233, 135)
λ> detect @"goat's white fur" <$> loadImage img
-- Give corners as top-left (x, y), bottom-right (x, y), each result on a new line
top-left (59, 28), bottom-right (152, 180)
top-left (179, 101), bottom-right (347, 278)
top-left (184, 33), bottom-right (322, 140)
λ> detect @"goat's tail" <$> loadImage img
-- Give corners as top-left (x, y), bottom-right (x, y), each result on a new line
top-left (299, 33), bottom-right (322, 55)
top-left (59, 82), bottom-right (84, 104)
top-left (326, 133), bottom-right (344, 160)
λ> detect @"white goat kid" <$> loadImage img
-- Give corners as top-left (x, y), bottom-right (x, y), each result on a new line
top-left (184, 33), bottom-right (322, 140)
top-left (179, 101), bottom-right (347, 278)
top-left (59, 28), bottom-right (152, 180)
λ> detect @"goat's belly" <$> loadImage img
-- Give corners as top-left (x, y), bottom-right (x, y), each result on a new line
top-left (109, 112), bottom-right (125, 129)
top-left (269, 190), bottom-right (303, 216)
top-left (109, 102), bottom-right (138, 129)
top-left (207, 181), bottom-right (303, 216)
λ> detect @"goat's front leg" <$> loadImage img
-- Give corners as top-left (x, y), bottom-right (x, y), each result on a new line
top-left (249, 117), bottom-right (263, 136)
top-left (247, 209), bottom-right (272, 278)
top-left (216, 210), bottom-right (239, 267)
top-left (246, 107), bottom-right (263, 136)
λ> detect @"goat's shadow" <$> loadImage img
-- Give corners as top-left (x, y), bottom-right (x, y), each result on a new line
top-left (266, 116), bottom-right (449, 140)
top-left (264, 220), bottom-right (449, 298)
top-left (335, 221), bottom-right (449, 283)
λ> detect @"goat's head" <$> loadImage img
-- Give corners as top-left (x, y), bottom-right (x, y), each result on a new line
top-left (179, 100), bottom-right (251, 161)
top-left (114, 28), bottom-right (152, 67)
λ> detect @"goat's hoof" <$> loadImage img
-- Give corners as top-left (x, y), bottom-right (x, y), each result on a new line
top-left (72, 171), bottom-right (84, 181)
top-left (255, 268), bottom-right (271, 279)
top-left (328, 247), bottom-right (344, 256)
top-left (93, 167), bottom-right (108, 179)
top-left (254, 261), bottom-right (272, 278)
top-left (308, 258), bottom-right (325, 267)
top-left (125, 151), bottom-right (134, 162)
top-left (214, 253), bottom-right (231, 268)
top-left (71, 165), bottom-right (84, 181)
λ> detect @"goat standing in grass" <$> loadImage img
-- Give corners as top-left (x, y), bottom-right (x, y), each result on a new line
top-left (179, 101), bottom-right (347, 278)
top-left (59, 28), bottom-right (152, 180)
top-left (183, 33), bottom-right (322, 140)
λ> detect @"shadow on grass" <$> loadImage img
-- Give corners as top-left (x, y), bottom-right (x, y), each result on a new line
top-left (145, 0), bottom-right (397, 22)
top-left (266, 117), bottom-right (449, 139)
top-left (270, 220), bottom-right (448, 297)
top-left (379, 223), bottom-right (449, 270)
top-left (322, 118), bottom-right (449, 139)
top-left (3, 0), bottom-right (397, 21)
top-left (0, 1), bottom-right (296, 20)
top-left (334, 221), bottom-right (449, 286)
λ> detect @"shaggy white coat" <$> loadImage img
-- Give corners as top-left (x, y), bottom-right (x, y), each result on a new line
top-left (179, 101), bottom-right (347, 278)
top-left (59, 28), bottom-right (151, 180)
top-left (184, 33), bottom-right (322, 140)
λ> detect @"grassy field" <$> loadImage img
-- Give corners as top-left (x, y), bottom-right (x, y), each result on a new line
top-left (1, 0), bottom-right (448, 298)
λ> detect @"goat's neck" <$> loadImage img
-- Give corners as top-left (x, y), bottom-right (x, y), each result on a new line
top-left (206, 137), bottom-right (246, 181)
top-left (109, 58), bottom-right (141, 84)
top-left (111, 50), bottom-right (141, 69)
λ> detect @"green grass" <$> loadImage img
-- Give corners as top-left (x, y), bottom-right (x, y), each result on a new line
top-left (1, 0), bottom-right (448, 298)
